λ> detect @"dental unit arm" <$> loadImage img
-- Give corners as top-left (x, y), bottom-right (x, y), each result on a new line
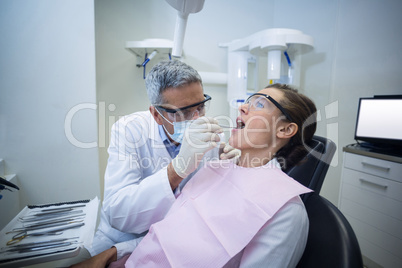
top-left (165, 0), bottom-right (205, 58)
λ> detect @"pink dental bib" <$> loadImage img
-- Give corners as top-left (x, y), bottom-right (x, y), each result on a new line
top-left (126, 159), bottom-right (312, 267)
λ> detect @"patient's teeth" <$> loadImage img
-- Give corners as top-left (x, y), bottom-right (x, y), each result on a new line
top-left (236, 119), bottom-right (245, 129)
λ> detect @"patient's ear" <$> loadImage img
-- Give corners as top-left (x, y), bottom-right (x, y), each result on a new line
top-left (150, 106), bottom-right (163, 125)
top-left (277, 122), bottom-right (298, 139)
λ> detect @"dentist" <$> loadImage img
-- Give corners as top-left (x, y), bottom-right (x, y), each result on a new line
top-left (72, 60), bottom-right (239, 267)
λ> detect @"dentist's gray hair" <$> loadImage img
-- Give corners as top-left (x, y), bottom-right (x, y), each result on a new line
top-left (145, 60), bottom-right (203, 105)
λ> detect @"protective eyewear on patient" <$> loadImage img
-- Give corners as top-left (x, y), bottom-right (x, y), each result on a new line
top-left (245, 93), bottom-right (293, 122)
top-left (156, 94), bottom-right (211, 121)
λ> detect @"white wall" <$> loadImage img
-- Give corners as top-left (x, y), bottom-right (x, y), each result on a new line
top-left (0, 0), bottom-right (100, 208)
top-left (299, 0), bottom-right (402, 203)
top-left (95, 0), bottom-right (402, 205)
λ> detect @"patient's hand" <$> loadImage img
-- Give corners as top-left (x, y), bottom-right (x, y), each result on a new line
top-left (69, 247), bottom-right (117, 268)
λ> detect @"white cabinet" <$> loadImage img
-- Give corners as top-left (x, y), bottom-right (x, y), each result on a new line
top-left (339, 146), bottom-right (402, 268)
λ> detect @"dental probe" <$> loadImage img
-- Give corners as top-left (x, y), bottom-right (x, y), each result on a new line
top-left (219, 125), bottom-right (237, 129)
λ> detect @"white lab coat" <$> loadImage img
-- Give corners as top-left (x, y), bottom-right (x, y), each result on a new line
top-left (88, 111), bottom-right (220, 258)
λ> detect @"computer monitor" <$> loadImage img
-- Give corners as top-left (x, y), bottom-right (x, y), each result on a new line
top-left (354, 96), bottom-right (402, 149)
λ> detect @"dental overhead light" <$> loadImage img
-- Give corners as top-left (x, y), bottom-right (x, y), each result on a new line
top-left (165, 0), bottom-right (205, 58)
top-left (125, 0), bottom-right (205, 77)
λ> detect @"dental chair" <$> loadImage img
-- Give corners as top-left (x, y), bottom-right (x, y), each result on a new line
top-left (296, 193), bottom-right (364, 268)
top-left (285, 135), bottom-right (336, 201)
top-left (283, 136), bottom-right (363, 267)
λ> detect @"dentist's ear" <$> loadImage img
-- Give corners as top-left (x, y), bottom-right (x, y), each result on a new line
top-left (277, 122), bottom-right (298, 139)
top-left (150, 106), bottom-right (164, 125)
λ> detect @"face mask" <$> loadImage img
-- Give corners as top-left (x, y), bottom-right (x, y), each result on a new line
top-left (165, 120), bottom-right (194, 143)
top-left (156, 109), bottom-right (193, 143)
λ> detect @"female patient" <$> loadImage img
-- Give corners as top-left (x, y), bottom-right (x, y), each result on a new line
top-left (123, 84), bottom-right (317, 267)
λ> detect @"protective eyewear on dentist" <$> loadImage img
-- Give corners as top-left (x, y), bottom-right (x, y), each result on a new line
top-left (155, 94), bottom-right (211, 122)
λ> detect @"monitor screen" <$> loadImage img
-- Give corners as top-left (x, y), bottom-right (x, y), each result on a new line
top-left (355, 97), bottom-right (402, 147)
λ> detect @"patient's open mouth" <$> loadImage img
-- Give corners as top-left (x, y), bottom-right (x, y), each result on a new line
top-left (236, 118), bottom-right (245, 129)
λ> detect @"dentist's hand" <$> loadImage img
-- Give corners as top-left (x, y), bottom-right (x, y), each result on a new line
top-left (170, 117), bottom-right (222, 184)
top-left (219, 142), bottom-right (241, 160)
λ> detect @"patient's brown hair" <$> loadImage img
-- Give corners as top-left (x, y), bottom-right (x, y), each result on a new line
top-left (265, 84), bottom-right (317, 170)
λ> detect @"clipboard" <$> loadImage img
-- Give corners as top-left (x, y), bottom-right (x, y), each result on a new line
top-left (0, 197), bottom-right (99, 268)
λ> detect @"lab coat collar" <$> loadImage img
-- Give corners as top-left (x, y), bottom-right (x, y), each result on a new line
top-left (147, 111), bottom-right (163, 144)
top-left (146, 111), bottom-right (174, 160)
